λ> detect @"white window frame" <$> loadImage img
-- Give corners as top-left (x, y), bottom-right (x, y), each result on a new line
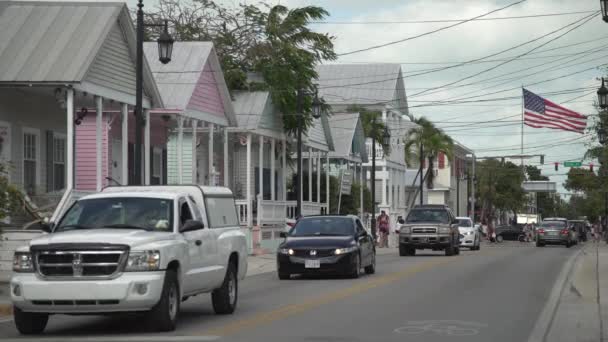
top-left (53, 132), bottom-right (67, 191)
top-left (22, 127), bottom-right (41, 189)
top-left (152, 147), bottom-right (163, 179)
top-left (0, 120), bottom-right (12, 183)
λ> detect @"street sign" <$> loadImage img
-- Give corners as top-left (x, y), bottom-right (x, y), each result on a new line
top-left (340, 170), bottom-right (353, 195)
top-left (563, 161), bottom-right (582, 167)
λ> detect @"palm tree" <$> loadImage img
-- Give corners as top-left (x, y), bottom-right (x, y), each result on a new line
top-left (403, 117), bottom-right (454, 189)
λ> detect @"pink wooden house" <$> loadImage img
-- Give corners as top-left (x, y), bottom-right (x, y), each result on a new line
top-left (74, 42), bottom-right (236, 190)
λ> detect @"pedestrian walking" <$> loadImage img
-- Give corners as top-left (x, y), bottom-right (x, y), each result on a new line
top-left (377, 211), bottom-right (390, 248)
top-left (593, 223), bottom-right (601, 243)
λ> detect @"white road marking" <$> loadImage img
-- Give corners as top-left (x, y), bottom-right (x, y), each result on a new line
top-left (394, 320), bottom-right (487, 336)
top-left (2, 336), bottom-right (220, 342)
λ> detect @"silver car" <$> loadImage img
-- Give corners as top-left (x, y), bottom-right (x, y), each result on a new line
top-left (536, 219), bottom-right (574, 248)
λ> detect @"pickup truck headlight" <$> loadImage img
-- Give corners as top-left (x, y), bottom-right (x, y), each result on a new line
top-left (335, 246), bottom-right (358, 255)
top-left (13, 252), bottom-right (34, 273)
top-left (438, 227), bottom-right (451, 234)
top-left (400, 227), bottom-right (411, 234)
top-left (125, 251), bottom-right (161, 272)
top-left (279, 248), bottom-right (295, 255)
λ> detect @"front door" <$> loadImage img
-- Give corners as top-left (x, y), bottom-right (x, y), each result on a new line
top-left (22, 128), bottom-right (40, 195)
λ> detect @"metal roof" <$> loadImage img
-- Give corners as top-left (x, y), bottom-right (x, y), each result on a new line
top-left (316, 64), bottom-right (408, 114)
top-left (232, 91), bottom-right (270, 130)
top-left (145, 41), bottom-right (236, 125)
top-left (0, 1), bottom-right (122, 83)
top-left (328, 113), bottom-right (367, 162)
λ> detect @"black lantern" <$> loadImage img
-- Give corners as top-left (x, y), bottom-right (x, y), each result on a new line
top-left (598, 126), bottom-right (608, 145)
top-left (311, 91), bottom-right (322, 119)
top-left (382, 126), bottom-right (391, 146)
top-left (157, 20), bottom-right (174, 64)
top-left (598, 78), bottom-right (608, 109)
top-left (602, 0), bottom-right (608, 22)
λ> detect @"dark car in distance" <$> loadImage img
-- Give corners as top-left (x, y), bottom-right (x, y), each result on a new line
top-left (277, 215), bottom-right (376, 279)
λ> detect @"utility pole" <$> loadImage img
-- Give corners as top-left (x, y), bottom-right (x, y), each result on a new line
top-left (419, 144), bottom-right (424, 205)
top-left (371, 115), bottom-right (377, 241)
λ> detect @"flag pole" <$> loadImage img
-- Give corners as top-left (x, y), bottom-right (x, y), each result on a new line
top-left (521, 86), bottom-right (525, 174)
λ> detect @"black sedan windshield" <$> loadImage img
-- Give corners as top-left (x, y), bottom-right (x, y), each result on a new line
top-left (55, 197), bottom-right (174, 232)
top-left (290, 217), bottom-right (354, 236)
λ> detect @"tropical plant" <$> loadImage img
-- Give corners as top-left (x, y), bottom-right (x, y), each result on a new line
top-left (0, 162), bottom-right (19, 223)
top-left (402, 117), bottom-right (454, 189)
top-left (345, 105), bottom-right (390, 154)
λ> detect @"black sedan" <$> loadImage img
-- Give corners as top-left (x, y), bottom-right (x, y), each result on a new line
top-left (277, 215), bottom-right (376, 279)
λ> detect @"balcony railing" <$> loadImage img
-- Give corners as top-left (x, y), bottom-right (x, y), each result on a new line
top-left (366, 141), bottom-right (384, 160)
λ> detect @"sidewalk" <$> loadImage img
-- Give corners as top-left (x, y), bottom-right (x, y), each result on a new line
top-left (531, 243), bottom-right (608, 342)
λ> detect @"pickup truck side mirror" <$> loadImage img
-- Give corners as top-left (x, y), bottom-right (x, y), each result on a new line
top-left (398, 218), bottom-right (405, 224)
top-left (279, 231), bottom-right (287, 238)
top-left (180, 220), bottom-right (204, 233)
top-left (40, 221), bottom-right (53, 233)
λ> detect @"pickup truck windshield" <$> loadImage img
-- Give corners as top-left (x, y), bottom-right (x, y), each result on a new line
top-left (290, 217), bottom-right (355, 236)
top-left (55, 198), bottom-right (174, 232)
top-left (406, 209), bottom-right (450, 224)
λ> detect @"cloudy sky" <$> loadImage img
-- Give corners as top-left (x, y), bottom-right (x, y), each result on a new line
top-left (72, 0), bottom-right (606, 193)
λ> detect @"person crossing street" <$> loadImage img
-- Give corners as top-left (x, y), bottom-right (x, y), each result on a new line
top-left (377, 211), bottom-right (390, 248)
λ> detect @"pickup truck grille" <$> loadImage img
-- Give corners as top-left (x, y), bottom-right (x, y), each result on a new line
top-left (412, 228), bottom-right (437, 234)
top-left (32, 245), bottom-right (128, 279)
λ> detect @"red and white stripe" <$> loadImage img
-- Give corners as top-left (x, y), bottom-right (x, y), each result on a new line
top-left (524, 99), bottom-right (587, 134)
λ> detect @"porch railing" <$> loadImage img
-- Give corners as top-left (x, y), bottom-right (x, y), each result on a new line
top-left (235, 199), bottom-right (250, 226)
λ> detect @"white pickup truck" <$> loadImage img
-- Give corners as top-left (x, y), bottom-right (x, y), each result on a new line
top-left (10, 185), bottom-right (248, 334)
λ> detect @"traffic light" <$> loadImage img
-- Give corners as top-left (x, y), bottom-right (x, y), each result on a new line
top-left (554, 162), bottom-right (559, 171)
top-left (540, 155), bottom-right (544, 165)
top-left (590, 163), bottom-right (594, 172)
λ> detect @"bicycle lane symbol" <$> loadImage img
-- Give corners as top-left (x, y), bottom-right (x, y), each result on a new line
top-left (394, 320), bottom-right (487, 337)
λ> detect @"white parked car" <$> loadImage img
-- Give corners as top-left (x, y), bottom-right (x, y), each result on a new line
top-left (456, 216), bottom-right (480, 250)
top-left (10, 185), bottom-right (248, 334)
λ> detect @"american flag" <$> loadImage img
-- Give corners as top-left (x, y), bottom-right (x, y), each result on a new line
top-left (523, 89), bottom-right (587, 134)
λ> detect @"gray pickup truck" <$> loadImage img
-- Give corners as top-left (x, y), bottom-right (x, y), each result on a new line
top-left (397, 204), bottom-right (460, 257)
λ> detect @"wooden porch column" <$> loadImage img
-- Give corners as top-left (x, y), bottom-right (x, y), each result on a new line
top-left (326, 153), bottom-right (330, 211)
top-left (95, 96), bottom-right (103, 192)
top-left (177, 116), bottom-right (184, 184)
top-left (270, 138), bottom-right (275, 201)
top-left (208, 123), bottom-right (214, 186)
top-left (192, 120), bottom-right (198, 184)
top-left (246, 134), bottom-right (252, 227)
top-left (387, 168), bottom-right (392, 208)
top-left (308, 147), bottom-right (313, 203)
top-left (317, 151), bottom-right (321, 204)
top-left (144, 109), bottom-right (151, 185)
top-left (259, 136), bottom-right (264, 203)
top-left (224, 128), bottom-right (229, 187)
top-left (121, 103), bottom-right (128, 185)
top-left (360, 163), bottom-right (364, 217)
top-left (66, 89), bottom-right (74, 190)
top-left (382, 165), bottom-right (388, 205)
top-left (282, 139), bottom-right (287, 201)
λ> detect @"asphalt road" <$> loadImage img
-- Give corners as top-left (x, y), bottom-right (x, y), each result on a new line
top-left (0, 242), bottom-right (578, 342)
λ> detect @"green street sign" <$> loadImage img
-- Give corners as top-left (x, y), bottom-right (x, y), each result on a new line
top-left (563, 161), bottom-right (582, 167)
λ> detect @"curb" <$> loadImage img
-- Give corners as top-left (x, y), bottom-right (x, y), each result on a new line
top-left (527, 246), bottom-right (585, 342)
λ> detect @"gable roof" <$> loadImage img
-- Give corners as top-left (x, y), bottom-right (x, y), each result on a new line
top-left (144, 41), bottom-right (236, 126)
top-left (328, 113), bottom-right (368, 163)
top-left (0, 1), bottom-right (162, 107)
top-left (232, 91), bottom-right (271, 130)
top-left (316, 63), bottom-right (408, 115)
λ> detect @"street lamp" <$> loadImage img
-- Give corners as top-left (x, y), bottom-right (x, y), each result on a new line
top-left (295, 88), bottom-right (323, 218)
top-left (134, 0), bottom-right (174, 185)
top-left (598, 126), bottom-right (608, 145)
top-left (598, 78), bottom-right (608, 109)
top-left (602, 0), bottom-right (608, 22)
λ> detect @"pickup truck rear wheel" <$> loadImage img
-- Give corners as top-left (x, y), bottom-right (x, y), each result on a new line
top-left (147, 269), bottom-right (179, 332)
top-left (212, 262), bottom-right (238, 314)
top-left (13, 307), bottom-right (48, 335)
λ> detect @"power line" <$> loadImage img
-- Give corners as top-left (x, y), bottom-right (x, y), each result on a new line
top-left (337, 0), bottom-right (527, 56)
top-left (313, 10), bottom-right (597, 24)
top-left (409, 12), bottom-right (600, 98)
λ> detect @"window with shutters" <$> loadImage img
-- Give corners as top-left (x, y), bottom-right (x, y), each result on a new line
top-left (53, 134), bottom-right (66, 191)
top-left (23, 128), bottom-right (40, 195)
top-left (152, 148), bottom-right (162, 185)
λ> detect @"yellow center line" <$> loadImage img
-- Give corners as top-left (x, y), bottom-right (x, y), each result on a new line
top-left (201, 249), bottom-right (499, 337)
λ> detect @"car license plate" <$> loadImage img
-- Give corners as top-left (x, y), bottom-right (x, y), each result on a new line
top-left (420, 237), bottom-right (427, 242)
top-left (548, 231), bottom-right (558, 236)
top-left (305, 260), bottom-right (320, 268)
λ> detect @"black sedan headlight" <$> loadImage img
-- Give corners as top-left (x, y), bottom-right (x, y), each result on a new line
top-left (334, 246), bottom-right (358, 255)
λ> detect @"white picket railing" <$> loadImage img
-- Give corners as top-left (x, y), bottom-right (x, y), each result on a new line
top-left (235, 199), bottom-right (250, 226)
top-left (245, 198), bottom-right (329, 227)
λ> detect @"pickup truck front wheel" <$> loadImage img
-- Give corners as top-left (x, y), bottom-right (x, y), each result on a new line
top-left (13, 307), bottom-right (48, 335)
top-left (212, 262), bottom-right (238, 314)
top-left (147, 269), bottom-right (179, 332)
